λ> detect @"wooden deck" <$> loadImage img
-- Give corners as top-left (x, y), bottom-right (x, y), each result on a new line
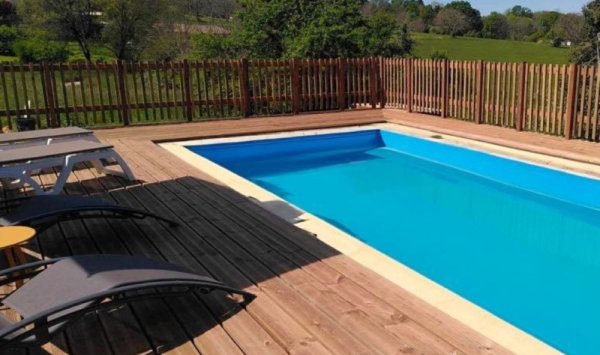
top-left (8, 109), bottom-right (600, 355)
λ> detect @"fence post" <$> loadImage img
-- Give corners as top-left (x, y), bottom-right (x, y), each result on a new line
top-left (516, 62), bottom-right (528, 131)
top-left (182, 60), bottom-right (193, 121)
top-left (369, 57), bottom-right (377, 108)
top-left (291, 58), bottom-right (301, 114)
top-left (441, 59), bottom-right (449, 118)
top-left (475, 60), bottom-right (485, 124)
top-left (238, 58), bottom-right (251, 117)
top-left (379, 57), bottom-right (386, 108)
top-left (116, 60), bottom-right (130, 126)
top-left (337, 58), bottom-right (346, 110)
top-left (41, 61), bottom-right (59, 127)
top-left (406, 58), bottom-right (414, 113)
top-left (565, 63), bottom-right (579, 139)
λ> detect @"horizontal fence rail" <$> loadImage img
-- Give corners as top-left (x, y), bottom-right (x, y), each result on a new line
top-left (1, 57), bottom-right (600, 142)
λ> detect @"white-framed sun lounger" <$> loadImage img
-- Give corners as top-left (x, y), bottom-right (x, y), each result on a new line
top-left (0, 127), bottom-right (93, 147)
top-left (0, 140), bottom-right (134, 195)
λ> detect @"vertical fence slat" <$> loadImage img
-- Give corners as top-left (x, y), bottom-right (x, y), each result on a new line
top-left (565, 63), bottom-right (579, 139)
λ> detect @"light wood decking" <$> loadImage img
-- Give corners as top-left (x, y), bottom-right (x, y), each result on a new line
top-left (6, 109), bottom-right (600, 354)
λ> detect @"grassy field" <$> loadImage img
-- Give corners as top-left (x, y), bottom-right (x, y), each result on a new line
top-left (412, 33), bottom-right (571, 64)
top-left (0, 55), bottom-right (17, 62)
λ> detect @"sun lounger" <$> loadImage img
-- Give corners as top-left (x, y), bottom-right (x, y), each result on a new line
top-left (0, 255), bottom-right (254, 349)
top-left (0, 140), bottom-right (135, 195)
top-left (0, 195), bottom-right (179, 230)
top-left (0, 127), bottom-right (93, 147)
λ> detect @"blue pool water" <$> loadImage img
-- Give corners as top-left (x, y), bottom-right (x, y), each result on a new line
top-left (188, 130), bottom-right (600, 354)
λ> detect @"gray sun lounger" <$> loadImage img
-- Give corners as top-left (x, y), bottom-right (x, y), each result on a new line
top-left (0, 127), bottom-right (92, 146)
top-left (0, 140), bottom-right (135, 195)
top-left (0, 195), bottom-right (179, 230)
top-left (0, 255), bottom-right (254, 349)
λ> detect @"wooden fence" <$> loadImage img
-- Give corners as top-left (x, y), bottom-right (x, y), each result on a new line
top-left (0, 58), bottom-right (378, 130)
top-left (382, 59), bottom-right (600, 142)
top-left (1, 57), bottom-right (600, 142)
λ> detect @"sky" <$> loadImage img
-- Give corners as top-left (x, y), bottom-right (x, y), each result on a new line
top-left (427, 0), bottom-right (588, 15)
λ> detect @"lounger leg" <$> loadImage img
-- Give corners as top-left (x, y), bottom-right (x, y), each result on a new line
top-left (48, 155), bottom-right (77, 195)
top-left (90, 159), bottom-right (105, 175)
top-left (112, 152), bottom-right (135, 181)
top-left (92, 150), bottom-right (135, 181)
top-left (0, 170), bottom-right (46, 194)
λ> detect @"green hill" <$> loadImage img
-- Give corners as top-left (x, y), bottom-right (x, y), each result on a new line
top-left (412, 33), bottom-right (571, 64)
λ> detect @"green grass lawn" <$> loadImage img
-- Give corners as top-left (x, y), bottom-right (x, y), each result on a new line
top-left (0, 44), bottom-right (114, 63)
top-left (412, 32), bottom-right (571, 64)
top-left (0, 55), bottom-right (18, 63)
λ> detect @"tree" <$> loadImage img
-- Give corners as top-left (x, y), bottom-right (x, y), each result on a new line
top-left (535, 11), bottom-right (561, 34)
top-left (17, 0), bottom-right (101, 62)
top-left (0, 25), bottom-right (18, 54)
top-left (506, 5), bottom-right (533, 18)
top-left (554, 13), bottom-right (584, 43)
top-left (572, 1), bottom-right (599, 64)
top-left (187, 0), bottom-right (238, 21)
top-left (444, 1), bottom-right (482, 34)
top-left (100, 0), bottom-right (167, 60)
top-left (434, 8), bottom-right (469, 37)
top-left (0, 0), bottom-right (18, 26)
top-left (507, 15), bottom-right (538, 40)
top-left (221, 0), bottom-right (412, 59)
top-left (390, 0), bottom-right (423, 19)
top-left (362, 12), bottom-right (413, 56)
top-left (285, 1), bottom-right (365, 58)
top-left (482, 12), bottom-right (508, 39)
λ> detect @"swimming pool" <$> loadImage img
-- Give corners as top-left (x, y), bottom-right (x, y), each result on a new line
top-left (186, 129), bottom-right (600, 354)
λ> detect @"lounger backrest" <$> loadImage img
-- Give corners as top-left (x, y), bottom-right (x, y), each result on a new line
top-left (0, 127), bottom-right (91, 145)
top-left (0, 141), bottom-right (113, 165)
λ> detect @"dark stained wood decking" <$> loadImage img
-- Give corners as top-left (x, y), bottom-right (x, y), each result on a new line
top-left (7, 109), bottom-right (592, 354)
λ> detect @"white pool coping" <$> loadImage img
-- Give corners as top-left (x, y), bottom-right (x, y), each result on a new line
top-left (159, 122), bottom-right (600, 355)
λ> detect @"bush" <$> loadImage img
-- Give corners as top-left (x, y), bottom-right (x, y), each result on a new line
top-left (430, 50), bottom-right (448, 60)
top-left (191, 33), bottom-right (236, 59)
top-left (0, 25), bottom-right (17, 55)
top-left (13, 38), bottom-right (69, 63)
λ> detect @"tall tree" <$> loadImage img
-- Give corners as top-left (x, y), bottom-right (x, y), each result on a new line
top-left (0, 0), bottom-right (18, 26)
top-left (482, 12), bottom-right (508, 39)
top-left (444, 1), bottom-right (482, 34)
top-left (554, 13), bottom-right (584, 43)
top-left (187, 0), bottom-right (238, 21)
top-left (507, 15), bottom-right (538, 40)
top-left (506, 5), bottom-right (533, 18)
top-left (221, 0), bottom-right (411, 59)
top-left (572, 1), bottom-right (599, 64)
top-left (434, 8), bottom-right (469, 37)
top-left (18, 0), bottom-right (101, 62)
top-left (535, 11), bottom-right (561, 34)
top-left (100, 0), bottom-right (167, 60)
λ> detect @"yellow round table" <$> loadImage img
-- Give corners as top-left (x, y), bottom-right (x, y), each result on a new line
top-left (0, 226), bottom-right (36, 268)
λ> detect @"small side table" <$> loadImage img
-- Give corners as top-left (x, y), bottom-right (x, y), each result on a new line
top-left (0, 226), bottom-right (36, 268)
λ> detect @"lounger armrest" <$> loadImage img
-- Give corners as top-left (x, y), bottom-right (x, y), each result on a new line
top-left (0, 279), bottom-right (253, 345)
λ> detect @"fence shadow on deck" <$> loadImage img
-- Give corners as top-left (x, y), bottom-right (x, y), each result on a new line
top-left (4, 174), bottom-right (343, 354)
